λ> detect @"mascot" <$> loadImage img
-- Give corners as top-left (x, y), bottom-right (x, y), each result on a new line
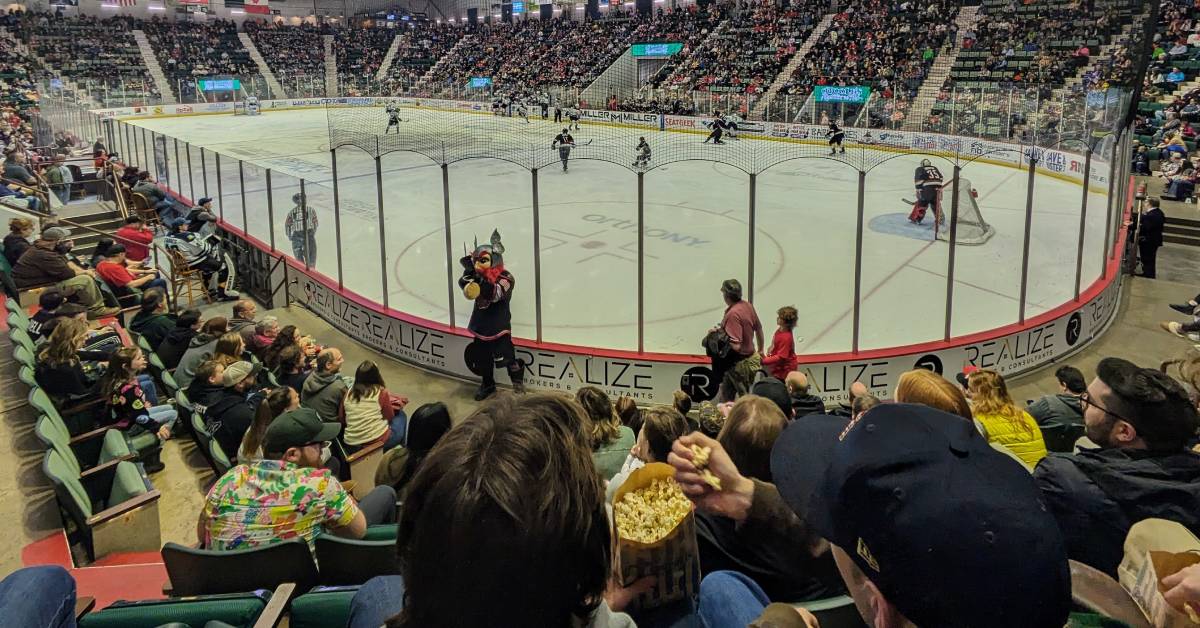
top-left (460, 230), bottom-right (526, 400)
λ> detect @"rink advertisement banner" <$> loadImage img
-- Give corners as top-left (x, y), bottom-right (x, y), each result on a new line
top-left (285, 250), bottom-right (1124, 406)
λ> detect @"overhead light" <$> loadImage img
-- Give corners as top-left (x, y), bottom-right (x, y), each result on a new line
top-left (100, 3), bottom-right (119, 8)
top-left (230, 8), bottom-right (244, 13)
top-left (148, 4), bottom-right (165, 10)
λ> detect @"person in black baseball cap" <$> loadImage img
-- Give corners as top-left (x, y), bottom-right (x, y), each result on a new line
top-left (671, 403), bottom-right (1071, 628)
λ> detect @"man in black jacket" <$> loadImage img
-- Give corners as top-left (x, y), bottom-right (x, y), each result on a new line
top-left (1129, 198), bottom-right (1165, 278)
top-left (1034, 357), bottom-right (1200, 576)
top-left (156, 310), bottom-right (201, 370)
top-left (784, 372), bottom-right (826, 418)
top-left (1026, 365), bottom-right (1085, 429)
top-left (204, 361), bottom-right (263, 460)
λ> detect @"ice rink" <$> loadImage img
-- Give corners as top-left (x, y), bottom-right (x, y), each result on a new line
top-left (127, 106), bottom-right (1113, 355)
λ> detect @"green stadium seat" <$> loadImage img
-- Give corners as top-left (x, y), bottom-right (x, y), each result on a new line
top-left (42, 448), bottom-right (161, 561)
top-left (9, 325), bottom-right (34, 352)
top-left (161, 540), bottom-right (319, 597)
top-left (78, 588), bottom-right (282, 628)
top-left (35, 412), bottom-right (134, 472)
top-left (210, 437), bottom-right (233, 476)
top-left (7, 308), bottom-right (28, 330)
top-left (288, 586), bottom-right (359, 628)
top-left (314, 534), bottom-right (400, 586)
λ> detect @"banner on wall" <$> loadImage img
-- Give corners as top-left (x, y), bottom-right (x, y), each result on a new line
top-left (245, 0), bottom-right (270, 13)
top-left (177, 0), bottom-right (210, 5)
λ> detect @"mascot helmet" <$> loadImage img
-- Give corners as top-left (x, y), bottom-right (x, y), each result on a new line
top-left (471, 229), bottom-right (506, 270)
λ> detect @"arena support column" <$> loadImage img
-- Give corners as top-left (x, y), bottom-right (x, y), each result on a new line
top-left (329, 149), bottom-right (344, 289)
top-left (637, 170), bottom-right (645, 353)
top-left (747, 173), bottom-right (756, 304)
top-left (532, 168), bottom-right (543, 343)
top-left (375, 148), bottom-right (389, 309)
top-left (943, 167), bottom-right (962, 341)
top-left (1073, 147), bottom-right (1093, 300)
top-left (442, 163), bottom-right (456, 329)
top-left (1017, 155), bottom-right (1037, 324)
top-left (265, 169), bottom-right (276, 252)
top-left (851, 170), bottom-right (866, 353)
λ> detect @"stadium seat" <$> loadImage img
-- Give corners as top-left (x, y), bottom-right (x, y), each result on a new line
top-left (42, 448), bottom-right (161, 561)
top-left (161, 540), bottom-right (319, 597)
top-left (78, 585), bottom-right (289, 628)
top-left (288, 585), bottom-right (359, 628)
top-left (30, 387), bottom-right (160, 463)
top-left (7, 308), bottom-right (29, 330)
top-left (314, 534), bottom-right (401, 586)
top-left (210, 437), bottom-right (233, 476)
top-left (166, 247), bottom-right (212, 308)
top-left (342, 439), bottom-right (385, 500)
top-left (12, 343), bottom-right (34, 369)
top-left (35, 412), bottom-right (134, 472)
top-left (8, 325), bottom-right (34, 352)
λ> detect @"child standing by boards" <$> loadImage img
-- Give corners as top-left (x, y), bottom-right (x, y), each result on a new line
top-left (762, 305), bottom-right (799, 381)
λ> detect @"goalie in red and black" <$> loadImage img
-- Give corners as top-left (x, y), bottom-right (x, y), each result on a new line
top-left (908, 159), bottom-right (945, 225)
top-left (459, 230), bottom-right (526, 400)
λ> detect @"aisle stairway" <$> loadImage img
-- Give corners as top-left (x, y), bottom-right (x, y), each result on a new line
top-left (375, 34), bottom-right (402, 83)
top-left (417, 34), bottom-right (474, 90)
top-left (748, 12), bottom-right (835, 120)
top-left (902, 5), bottom-right (982, 130)
top-left (323, 34), bottom-right (338, 97)
top-left (131, 30), bottom-right (176, 104)
top-left (237, 32), bottom-right (288, 99)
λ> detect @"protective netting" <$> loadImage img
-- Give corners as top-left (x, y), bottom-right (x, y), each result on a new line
top-left (937, 177), bottom-right (995, 246)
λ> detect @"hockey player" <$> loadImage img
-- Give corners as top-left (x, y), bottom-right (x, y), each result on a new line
top-left (704, 111), bottom-right (727, 144)
top-left (245, 95), bottom-right (260, 116)
top-left (554, 104), bottom-right (563, 124)
top-left (723, 111), bottom-right (743, 139)
top-left (385, 102), bottom-right (403, 135)
top-left (539, 92), bottom-right (550, 119)
top-left (826, 121), bottom-right (846, 154)
top-left (552, 128), bottom-right (575, 172)
top-left (515, 100), bottom-right (530, 123)
top-left (632, 137), bottom-right (651, 168)
top-left (908, 158), bottom-right (945, 225)
top-left (567, 105), bottom-right (581, 131)
top-left (492, 98), bottom-right (503, 116)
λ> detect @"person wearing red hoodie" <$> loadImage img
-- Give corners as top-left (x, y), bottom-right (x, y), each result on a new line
top-left (114, 215), bottom-right (154, 262)
top-left (761, 306), bottom-right (798, 381)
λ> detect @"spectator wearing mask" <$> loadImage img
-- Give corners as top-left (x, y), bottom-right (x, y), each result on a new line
top-left (674, 404), bottom-right (1072, 628)
top-left (1035, 357), bottom-right (1200, 576)
top-left (203, 360), bottom-right (263, 458)
top-left (302, 348), bottom-right (348, 424)
top-left (156, 309), bottom-right (201, 370)
top-left (201, 407), bottom-right (397, 552)
top-left (3, 216), bottom-right (33, 267)
top-left (576, 386), bottom-right (635, 481)
top-left (967, 369), bottom-right (1048, 467)
top-left (698, 395), bottom-right (844, 604)
top-left (339, 360), bottom-right (409, 453)
top-left (347, 394), bottom-right (643, 628)
top-left (12, 227), bottom-right (115, 318)
top-left (374, 401), bottom-right (453, 493)
top-left (113, 215), bottom-right (154, 263)
top-left (784, 371), bottom-right (825, 418)
top-left (175, 316), bottom-right (229, 390)
top-left (1026, 365), bottom-right (1086, 430)
top-left (129, 288), bottom-right (176, 348)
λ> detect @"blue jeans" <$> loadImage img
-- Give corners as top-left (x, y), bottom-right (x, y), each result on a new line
top-left (155, 201), bottom-right (184, 225)
top-left (383, 411), bottom-right (407, 451)
top-left (137, 374), bottom-right (158, 404)
top-left (138, 404), bottom-right (177, 432)
top-left (0, 565), bottom-right (77, 628)
top-left (140, 275), bottom-right (168, 294)
top-left (348, 575), bottom-right (404, 628)
top-left (698, 571), bottom-right (769, 628)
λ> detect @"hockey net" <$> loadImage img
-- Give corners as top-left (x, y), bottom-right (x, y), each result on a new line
top-left (232, 101), bottom-right (259, 116)
top-left (935, 177), bottom-right (995, 245)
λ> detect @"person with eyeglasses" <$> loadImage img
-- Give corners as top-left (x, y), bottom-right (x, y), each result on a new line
top-left (1033, 357), bottom-right (1200, 577)
top-left (199, 406), bottom-right (397, 552)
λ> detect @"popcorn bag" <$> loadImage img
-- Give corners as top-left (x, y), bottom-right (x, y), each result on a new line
top-left (612, 462), bottom-right (700, 610)
top-left (1118, 518), bottom-right (1200, 627)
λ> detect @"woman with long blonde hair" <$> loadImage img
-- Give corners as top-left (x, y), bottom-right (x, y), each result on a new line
top-left (967, 369), bottom-right (1047, 466)
top-left (895, 369), bottom-right (972, 419)
top-left (575, 386), bottom-right (634, 481)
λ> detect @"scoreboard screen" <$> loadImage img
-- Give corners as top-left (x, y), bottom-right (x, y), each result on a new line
top-left (630, 42), bottom-right (683, 58)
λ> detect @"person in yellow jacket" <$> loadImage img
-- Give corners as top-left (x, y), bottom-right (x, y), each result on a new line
top-left (967, 369), bottom-right (1048, 466)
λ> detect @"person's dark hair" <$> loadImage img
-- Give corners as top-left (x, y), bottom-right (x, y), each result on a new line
top-left (1096, 357), bottom-right (1200, 451)
top-left (576, 386), bottom-right (620, 449)
top-left (193, 359), bottom-right (221, 388)
top-left (1055, 365), bottom-right (1086, 394)
top-left (139, 288), bottom-right (166, 314)
top-left (38, 289), bottom-right (65, 311)
top-left (240, 397), bottom-right (274, 460)
top-left (272, 344), bottom-right (303, 374)
top-left (266, 386), bottom-right (295, 417)
top-left (98, 346), bottom-right (141, 399)
top-left (124, 215), bottom-right (143, 226)
top-left (720, 278), bottom-right (743, 302)
top-left (639, 405), bottom-right (690, 463)
top-left (176, 309), bottom-right (201, 328)
top-left (104, 242), bottom-right (126, 257)
top-left (392, 393), bottom-right (608, 628)
top-left (262, 325), bottom-right (300, 370)
top-left (349, 360), bottom-right (386, 403)
top-left (614, 396), bottom-right (643, 435)
top-left (717, 395), bottom-right (787, 482)
top-left (672, 390), bottom-right (692, 416)
top-left (396, 402), bottom-right (453, 491)
top-left (93, 237), bottom-right (115, 259)
top-left (316, 348), bottom-right (340, 372)
top-left (200, 316), bottom-right (229, 337)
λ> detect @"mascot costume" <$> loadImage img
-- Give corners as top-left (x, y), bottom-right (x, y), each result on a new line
top-left (460, 230), bottom-right (526, 400)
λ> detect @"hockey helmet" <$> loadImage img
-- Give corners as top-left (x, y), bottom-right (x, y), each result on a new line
top-left (470, 229), bottom-right (505, 271)
top-left (292, 192), bottom-right (305, 204)
top-left (562, 128), bottom-right (569, 134)
top-left (920, 158), bottom-right (932, 167)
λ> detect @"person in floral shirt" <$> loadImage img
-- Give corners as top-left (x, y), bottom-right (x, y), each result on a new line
top-left (199, 407), bottom-right (397, 552)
